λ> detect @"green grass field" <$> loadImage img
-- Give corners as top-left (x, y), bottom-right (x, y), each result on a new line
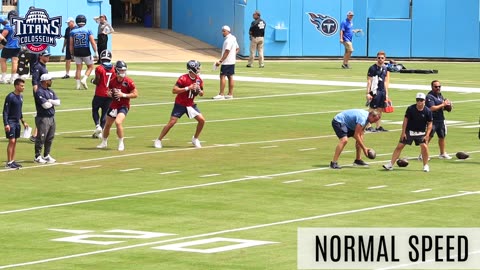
top-left (0, 60), bottom-right (479, 270)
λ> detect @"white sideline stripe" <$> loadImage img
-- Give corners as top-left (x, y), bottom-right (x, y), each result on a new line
top-left (119, 168), bottom-right (142, 172)
top-left (158, 171), bottom-right (180, 175)
top-left (260, 145), bottom-right (278, 149)
top-left (282, 180), bottom-right (303, 184)
top-left (367, 185), bottom-right (387, 190)
top-left (0, 192), bottom-right (477, 269)
top-left (199, 174), bottom-right (221, 178)
top-left (325, 182), bottom-right (345, 187)
top-left (298, 148), bottom-right (316, 151)
top-left (411, 188), bottom-right (432, 193)
top-left (79, 165), bottom-right (101, 170)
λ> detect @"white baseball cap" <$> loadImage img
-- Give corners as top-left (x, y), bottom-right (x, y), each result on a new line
top-left (222, 25), bottom-right (230, 32)
top-left (416, 93), bottom-right (426, 100)
top-left (40, 73), bottom-right (53, 81)
top-left (65, 17), bottom-right (74, 23)
top-left (347, 11), bottom-right (354, 16)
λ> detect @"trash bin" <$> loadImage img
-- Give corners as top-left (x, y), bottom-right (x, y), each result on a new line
top-left (144, 14), bottom-right (152, 28)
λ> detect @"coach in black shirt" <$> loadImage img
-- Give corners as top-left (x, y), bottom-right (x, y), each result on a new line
top-left (247, 10), bottom-right (266, 68)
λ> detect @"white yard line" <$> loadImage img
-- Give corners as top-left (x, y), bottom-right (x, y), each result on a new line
top-left (0, 191), bottom-right (477, 269)
top-left (199, 174), bottom-right (221, 178)
top-left (411, 188), bottom-right (432, 193)
top-left (282, 180), bottom-right (303, 184)
top-left (367, 185), bottom-right (388, 190)
top-left (324, 182), bottom-right (345, 187)
top-left (119, 168), bottom-right (142, 172)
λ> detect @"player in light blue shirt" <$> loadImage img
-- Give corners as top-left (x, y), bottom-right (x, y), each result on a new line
top-left (330, 109), bottom-right (381, 169)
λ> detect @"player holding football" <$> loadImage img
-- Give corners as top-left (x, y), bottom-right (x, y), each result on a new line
top-left (90, 50), bottom-right (115, 138)
top-left (154, 60), bottom-right (205, 148)
top-left (97, 60), bottom-right (137, 151)
top-left (424, 80), bottom-right (453, 159)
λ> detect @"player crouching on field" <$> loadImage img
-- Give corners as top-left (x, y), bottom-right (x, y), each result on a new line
top-left (97, 60), bottom-right (138, 151)
top-left (154, 60), bottom-right (205, 149)
top-left (383, 93), bottom-right (433, 172)
top-left (330, 109), bottom-right (381, 169)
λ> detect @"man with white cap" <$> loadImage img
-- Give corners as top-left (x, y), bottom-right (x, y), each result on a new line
top-left (213, 25), bottom-right (239, 100)
top-left (61, 17), bottom-right (76, 79)
top-left (33, 73), bottom-right (60, 164)
top-left (383, 93), bottom-right (433, 172)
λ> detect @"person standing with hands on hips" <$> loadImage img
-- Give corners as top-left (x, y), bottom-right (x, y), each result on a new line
top-left (154, 60), bottom-right (205, 149)
top-left (213, 25), bottom-right (239, 100)
top-left (246, 10), bottom-right (266, 68)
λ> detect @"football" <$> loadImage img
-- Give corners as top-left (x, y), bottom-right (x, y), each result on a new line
top-left (444, 104), bottom-right (452, 112)
top-left (367, 149), bottom-right (376, 159)
top-left (396, 158), bottom-right (409, 167)
top-left (455, 151), bottom-right (470, 159)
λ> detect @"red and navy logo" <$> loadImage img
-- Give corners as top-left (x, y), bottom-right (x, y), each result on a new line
top-left (306, 12), bottom-right (338, 36)
top-left (11, 8), bottom-right (62, 53)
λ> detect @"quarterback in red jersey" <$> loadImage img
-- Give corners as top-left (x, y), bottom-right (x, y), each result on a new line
top-left (91, 50), bottom-right (115, 138)
top-left (154, 60), bottom-right (205, 148)
top-left (97, 60), bottom-right (138, 151)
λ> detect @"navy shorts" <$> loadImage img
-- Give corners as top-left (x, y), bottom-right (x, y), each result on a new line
top-left (400, 132), bottom-right (426, 146)
top-left (369, 91), bottom-right (386, 109)
top-left (5, 121), bottom-right (21, 139)
top-left (430, 120), bottom-right (446, 138)
top-left (220, 64), bottom-right (235, 76)
top-left (171, 103), bottom-right (200, 118)
top-left (65, 49), bottom-right (72, 60)
top-left (332, 119), bottom-right (355, 139)
top-left (1, 48), bottom-right (20, 59)
top-left (107, 106), bottom-right (129, 118)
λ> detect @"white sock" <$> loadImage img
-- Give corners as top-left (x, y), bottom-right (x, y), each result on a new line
top-left (82, 75), bottom-right (88, 81)
top-left (118, 137), bottom-right (124, 143)
top-left (76, 79), bottom-right (81, 87)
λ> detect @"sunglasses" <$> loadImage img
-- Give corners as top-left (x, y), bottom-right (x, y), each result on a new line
top-left (433, 85), bottom-right (441, 88)
top-left (377, 57), bottom-right (385, 59)
top-left (416, 98), bottom-right (425, 102)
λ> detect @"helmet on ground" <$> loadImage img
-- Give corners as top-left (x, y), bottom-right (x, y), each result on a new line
top-left (7, 10), bottom-right (18, 20)
top-left (100, 50), bottom-right (112, 61)
top-left (187, 60), bottom-right (201, 74)
top-left (76, 14), bottom-right (87, 26)
top-left (115, 60), bottom-right (127, 77)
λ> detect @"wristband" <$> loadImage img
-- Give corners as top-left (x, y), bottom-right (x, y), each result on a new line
top-left (185, 87), bottom-right (189, 91)
top-left (122, 93), bottom-right (127, 98)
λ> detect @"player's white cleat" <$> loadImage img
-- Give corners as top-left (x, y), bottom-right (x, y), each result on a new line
top-left (154, 139), bottom-right (162, 148)
top-left (44, 155), bottom-right (56, 164)
top-left (97, 140), bottom-right (108, 149)
top-left (118, 141), bottom-right (125, 151)
top-left (192, 136), bottom-right (201, 148)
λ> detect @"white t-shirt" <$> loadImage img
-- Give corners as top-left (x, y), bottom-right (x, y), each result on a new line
top-left (222, 33), bottom-right (239, 65)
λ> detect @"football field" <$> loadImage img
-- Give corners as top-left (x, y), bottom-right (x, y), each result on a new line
top-left (0, 61), bottom-right (479, 269)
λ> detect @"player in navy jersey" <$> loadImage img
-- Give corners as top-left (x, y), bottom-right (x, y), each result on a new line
top-left (3, 78), bottom-right (29, 169)
top-left (91, 50), bottom-right (115, 138)
top-left (154, 60), bottom-right (205, 149)
top-left (97, 60), bottom-right (138, 151)
top-left (365, 50), bottom-right (390, 132)
top-left (0, 11), bottom-right (21, 84)
top-left (61, 17), bottom-right (77, 79)
top-left (383, 93), bottom-right (433, 172)
top-left (69, 14), bottom-right (98, 90)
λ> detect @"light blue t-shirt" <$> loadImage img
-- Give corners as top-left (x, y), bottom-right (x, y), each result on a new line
top-left (334, 109), bottom-right (368, 131)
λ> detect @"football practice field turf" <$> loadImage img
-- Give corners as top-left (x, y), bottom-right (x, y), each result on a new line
top-left (0, 60), bottom-right (479, 269)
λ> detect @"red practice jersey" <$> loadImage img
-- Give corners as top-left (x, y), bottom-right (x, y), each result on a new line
top-left (95, 64), bottom-right (116, 97)
top-left (174, 74), bottom-right (203, 107)
top-left (109, 77), bottom-right (136, 109)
